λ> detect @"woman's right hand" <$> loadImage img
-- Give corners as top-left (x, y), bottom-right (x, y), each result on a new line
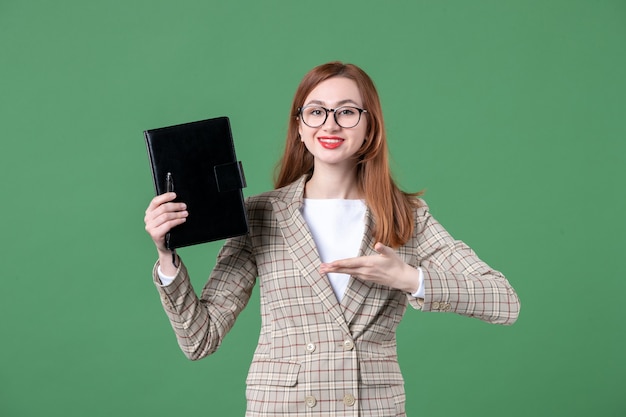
top-left (144, 192), bottom-right (188, 254)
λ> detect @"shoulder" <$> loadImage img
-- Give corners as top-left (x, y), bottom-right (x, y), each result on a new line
top-left (409, 197), bottom-right (435, 237)
top-left (411, 197), bottom-right (430, 218)
top-left (244, 177), bottom-right (305, 217)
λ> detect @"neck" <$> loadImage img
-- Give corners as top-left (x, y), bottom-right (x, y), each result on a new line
top-left (305, 168), bottom-right (361, 199)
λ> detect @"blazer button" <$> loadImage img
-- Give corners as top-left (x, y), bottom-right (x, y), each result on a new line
top-left (343, 339), bottom-right (354, 351)
top-left (305, 395), bottom-right (317, 408)
top-left (306, 342), bottom-right (316, 353)
top-left (343, 393), bottom-right (356, 406)
top-left (432, 301), bottom-right (440, 310)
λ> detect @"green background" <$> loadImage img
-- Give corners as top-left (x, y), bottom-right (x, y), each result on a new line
top-left (1, 1), bottom-right (624, 416)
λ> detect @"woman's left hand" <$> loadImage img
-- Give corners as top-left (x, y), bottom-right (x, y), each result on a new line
top-left (319, 242), bottom-right (420, 293)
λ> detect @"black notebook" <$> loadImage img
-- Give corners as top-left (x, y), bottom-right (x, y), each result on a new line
top-left (144, 116), bottom-right (248, 249)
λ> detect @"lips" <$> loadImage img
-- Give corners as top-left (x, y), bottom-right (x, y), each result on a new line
top-left (318, 136), bottom-right (344, 149)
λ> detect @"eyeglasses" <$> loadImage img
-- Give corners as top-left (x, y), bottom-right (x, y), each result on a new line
top-left (298, 105), bottom-right (367, 128)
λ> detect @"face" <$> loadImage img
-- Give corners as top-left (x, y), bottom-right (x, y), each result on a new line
top-left (298, 76), bottom-right (368, 171)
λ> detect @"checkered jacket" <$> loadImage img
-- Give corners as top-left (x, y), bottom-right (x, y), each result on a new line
top-left (153, 176), bottom-right (520, 416)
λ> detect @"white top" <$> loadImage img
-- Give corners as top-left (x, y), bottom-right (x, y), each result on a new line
top-left (302, 198), bottom-right (367, 302)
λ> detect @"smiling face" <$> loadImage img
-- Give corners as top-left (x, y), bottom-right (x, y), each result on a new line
top-left (298, 76), bottom-right (368, 172)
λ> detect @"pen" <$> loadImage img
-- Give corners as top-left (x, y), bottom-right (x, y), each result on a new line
top-left (165, 172), bottom-right (177, 261)
top-left (166, 172), bottom-right (174, 193)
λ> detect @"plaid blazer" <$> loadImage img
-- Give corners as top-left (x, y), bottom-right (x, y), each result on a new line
top-left (153, 176), bottom-right (520, 417)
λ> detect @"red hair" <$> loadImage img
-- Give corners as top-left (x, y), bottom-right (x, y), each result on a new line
top-left (274, 62), bottom-right (422, 247)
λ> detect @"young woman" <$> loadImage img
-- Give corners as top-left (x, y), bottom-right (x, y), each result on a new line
top-left (144, 62), bottom-right (520, 417)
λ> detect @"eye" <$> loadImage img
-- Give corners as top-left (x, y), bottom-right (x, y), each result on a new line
top-left (338, 107), bottom-right (356, 115)
top-left (305, 107), bottom-right (324, 116)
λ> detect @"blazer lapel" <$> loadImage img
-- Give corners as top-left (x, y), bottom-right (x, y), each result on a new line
top-left (271, 177), bottom-right (351, 334)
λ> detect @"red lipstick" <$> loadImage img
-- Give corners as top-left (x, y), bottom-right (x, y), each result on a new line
top-left (318, 136), bottom-right (344, 149)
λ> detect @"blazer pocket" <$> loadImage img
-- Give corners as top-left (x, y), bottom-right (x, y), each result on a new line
top-left (360, 358), bottom-right (405, 386)
top-left (246, 360), bottom-right (301, 387)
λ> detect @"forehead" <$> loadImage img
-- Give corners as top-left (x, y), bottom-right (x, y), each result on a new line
top-left (304, 76), bottom-right (363, 106)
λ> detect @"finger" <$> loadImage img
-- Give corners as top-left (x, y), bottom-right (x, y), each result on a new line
top-left (150, 215), bottom-right (187, 235)
top-left (151, 208), bottom-right (188, 229)
top-left (146, 192), bottom-right (177, 213)
top-left (145, 200), bottom-right (187, 225)
top-left (145, 200), bottom-right (188, 229)
top-left (322, 258), bottom-right (360, 270)
top-left (320, 257), bottom-right (371, 275)
top-left (374, 242), bottom-right (395, 257)
top-left (145, 212), bottom-right (188, 243)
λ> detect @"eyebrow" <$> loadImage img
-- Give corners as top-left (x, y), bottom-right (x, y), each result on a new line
top-left (304, 99), bottom-right (361, 107)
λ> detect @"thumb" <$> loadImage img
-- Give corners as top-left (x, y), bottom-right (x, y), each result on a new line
top-left (374, 242), bottom-right (394, 256)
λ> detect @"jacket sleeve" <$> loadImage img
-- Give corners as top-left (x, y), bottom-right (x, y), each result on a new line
top-left (406, 202), bottom-right (520, 325)
top-left (153, 232), bottom-right (257, 360)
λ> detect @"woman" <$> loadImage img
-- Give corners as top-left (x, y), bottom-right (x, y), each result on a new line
top-left (144, 62), bottom-right (520, 416)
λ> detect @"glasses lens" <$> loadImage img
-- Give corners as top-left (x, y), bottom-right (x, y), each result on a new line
top-left (335, 106), bottom-right (361, 128)
top-left (301, 106), bottom-right (326, 127)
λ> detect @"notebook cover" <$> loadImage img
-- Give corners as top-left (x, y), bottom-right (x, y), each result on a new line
top-left (144, 116), bottom-right (248, 249)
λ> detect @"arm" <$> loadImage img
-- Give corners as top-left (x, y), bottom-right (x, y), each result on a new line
top-left (152, 233), bottom-right (257, 360)
top-left (410, 203), bottom-right (520, 325)
top-left (318, 203), bottom-right (520, 325)
top-left (144, 192), bottom-right (257, 359)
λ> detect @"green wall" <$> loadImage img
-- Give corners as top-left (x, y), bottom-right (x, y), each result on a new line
top-left (1, 1), bottom-right (624, 416)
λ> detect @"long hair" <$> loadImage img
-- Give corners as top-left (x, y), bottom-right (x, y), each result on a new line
top-left (274, 62), bottom-right (422, 247)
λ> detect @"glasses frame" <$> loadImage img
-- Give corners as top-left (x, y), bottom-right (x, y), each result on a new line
top-left (298, 105), bottom-right (368, 129)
